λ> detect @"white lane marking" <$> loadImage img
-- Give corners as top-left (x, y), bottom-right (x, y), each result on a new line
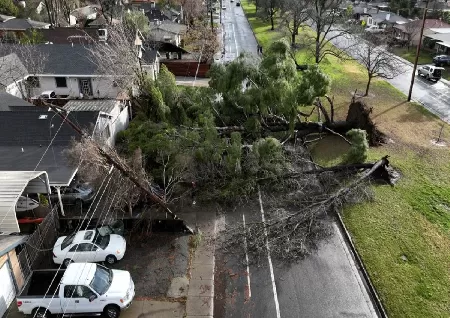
top-left (232, 22), bottom-right (239, 55)
top-left (242, 213), bottom-right (252, 299)
top-left (258, 188), bottom-right (281, 318)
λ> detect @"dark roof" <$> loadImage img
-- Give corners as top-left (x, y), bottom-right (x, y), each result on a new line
top-left (0, 111), bottom-right (99, 185)
top-left (0, 92), bottom-right (34, 111)
top-left (145, 8), bottom-right (171, 21)
top-left (145, 41), bottom-right (189, 53)
top-left (0, 18), bottom-right (50, 31)
top-left (40, 27), bottom-right (101, 44)
top-left (141, 49), bottom-right (159, 64)
top-left (0, 44), bottom-right (98, 75)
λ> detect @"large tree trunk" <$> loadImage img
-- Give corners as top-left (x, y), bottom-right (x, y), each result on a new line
top-left (315, 31), bottom-right (321, 63)
top-left (270, 13), bottom-right (275, 30)
top-left (292, 33), bottom-right (296, 45)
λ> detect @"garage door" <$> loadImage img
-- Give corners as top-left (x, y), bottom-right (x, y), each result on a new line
top-left (0, 262), bottom-right (16, 317)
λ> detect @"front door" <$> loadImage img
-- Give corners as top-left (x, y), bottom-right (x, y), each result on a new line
top-left (78, 79), bottom-right (93, 97)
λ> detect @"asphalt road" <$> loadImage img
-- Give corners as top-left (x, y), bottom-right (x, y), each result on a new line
top-left (214, 195), bottom-right (379, 318)
top-left (221, 0), bottom-right (258, 62)
top-left (326, 29), bottom-right (450, 122)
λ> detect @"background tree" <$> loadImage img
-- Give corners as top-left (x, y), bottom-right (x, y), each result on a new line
top-left (353, 34), bottom-right (404, 96)
top-left (259, 0), bottom-right (281, 31)
top-left (280, 0), bottom-right (308, 46)
top-left (124, 10), bottom-right (151, 36)
top-left (20, 29), bottom-right (45, 44)
top-left (0, 0), bottom-right (18, 16)
top-left (306, 0), bottom-right (357, 63)
top-left (402, 20), bottom-right (422, 50)
top-left (184, 21), bottom-right (220, 63)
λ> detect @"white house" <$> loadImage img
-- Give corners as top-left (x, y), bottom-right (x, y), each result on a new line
top-left (0, 44), bottom-right (121, 99)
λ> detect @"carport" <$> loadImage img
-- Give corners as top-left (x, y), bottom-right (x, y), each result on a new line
top-left (0, 171), bottom-right (51, 234)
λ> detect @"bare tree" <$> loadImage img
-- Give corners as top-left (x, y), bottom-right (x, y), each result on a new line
top-left (0, 44), bottom-right (48, 99)
top-left (353, 35), bottom-right (405, 96)
top-left (86, 23), bottom-right (148, 92)
top-left (403, 20), bottom-right (422, 50)
top-left (306, 0), bottom-right (357, 63)
top-left (280, 0), bottom-right (308, 46)
top-left (184, 22), bottom-right (220, 63)
top-left (178, 0), bottom-right (205, 24)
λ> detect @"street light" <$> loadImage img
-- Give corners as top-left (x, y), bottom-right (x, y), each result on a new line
top-left (407, 0), bottom-right (429, 101)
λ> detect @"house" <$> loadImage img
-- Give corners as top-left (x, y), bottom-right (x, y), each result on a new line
top-left (0, 44), bottom-right (122, 99)
top-left (423, 30), bottom-right (450, 54)
top-left (0, 234), bottom-right (28, 317)
top-left (141, 48), bottom-right (161, 80)
top-left (0, 16), bottom-right (50, 40)
top-left (130, 0), bottom-right (183, 23)
top-left (366, 11), bottom-right (409, 29)
top-left (63, 99), bottom-right (130, 146)
top-left (393, 19), bottom-right (450, 46)
top-left (149, 20), bottom-right (187, 47)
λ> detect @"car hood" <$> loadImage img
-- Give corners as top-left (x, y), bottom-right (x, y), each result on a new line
top-left (106, 269), bottom-right (131, 295)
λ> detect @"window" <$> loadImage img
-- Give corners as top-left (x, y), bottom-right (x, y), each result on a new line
top-left (78, 243), bottom-right (97, 252)
top-left (62, 234), bottom-right (76, 250)
top-left (89, 265), bottom-right (112, 295)
top-left (64, 285), bottom-right (96, 298)
top-left (55, 77), bottom-right (67, 88)
top-left (68, 244), bottom-right (79, 252)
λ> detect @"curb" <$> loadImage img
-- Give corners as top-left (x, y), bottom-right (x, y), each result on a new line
top-left (335, 212), bottom-right (388, 318)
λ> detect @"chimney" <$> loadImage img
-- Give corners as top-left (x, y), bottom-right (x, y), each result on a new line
top-left (386, 13), bottom-right (390, 21)
top-left (364, 8), bottom-right (367, 14)
top-left (150, 1), bottom-right (155, 8)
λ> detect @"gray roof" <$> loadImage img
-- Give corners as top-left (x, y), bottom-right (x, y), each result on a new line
top-left (0, 235), bottom-right (28, 254)
top-left (0, 53), bottom-right (28, 87)
top-left (370, 11), bottom-right (408, 24)
top-left (142, 49), bottom-right (159, 64)
top-left (0, 18), bottom-right (50, 31)
top-left (150, 21), bottom-right (187, 34)
top-left (0, 111), bottom-right (99, 185)
top-left (0, 44), bottom-right (99, 75)
top-left (63, 99), bottom-right (118, 113)
top-left (0, 92), bottom-right (34, 111)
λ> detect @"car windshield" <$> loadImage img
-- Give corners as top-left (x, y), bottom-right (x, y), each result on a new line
top-left (61, 233), bottom-right (76, 250)
top-left (93, 230), bottom-right (110, 249)
top-left (89, 265), bottom-right (113, 295)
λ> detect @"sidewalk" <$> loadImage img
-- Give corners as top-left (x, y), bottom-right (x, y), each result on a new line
top-left (121, 300), bottom-right (185, 318)
top-left (182, 209), bottom-right (217, 318)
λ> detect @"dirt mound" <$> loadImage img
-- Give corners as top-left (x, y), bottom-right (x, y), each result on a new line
top-left (346, 99), bottom-right (386, 146)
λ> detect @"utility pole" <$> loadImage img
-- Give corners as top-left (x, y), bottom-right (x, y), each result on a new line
top-left (220, 0), bottom-right (222, 24)
top-left (210, 0), bottom-right (214, 32)
top-left (407, 0), bottom-right (429, 101)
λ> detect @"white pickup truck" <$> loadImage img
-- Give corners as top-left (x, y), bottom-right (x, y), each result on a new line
top-left (16, 263), bottom-right (134, 318)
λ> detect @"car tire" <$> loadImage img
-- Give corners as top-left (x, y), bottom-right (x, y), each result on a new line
top-left (33, 308), bottom-right (50, 318)
top-left (426, 74), bottom-right (430, 80)
top-left (105, 255), bottom-right (117, 265)
top-left (103, 305), bottom-right (120, 318)
top-left (63, 258), bottom-right (73, 268)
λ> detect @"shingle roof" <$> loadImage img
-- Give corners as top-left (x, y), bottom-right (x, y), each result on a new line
top-left (0, 92), bottom-right (34, 111)
top-left (150, 21), bottom-right (187, 35)
top-left (0, 44), bottom-right (99, 75)
top-left (63, 99), bottom-right (118, 113)
top-left (0, 18), bottom-right (50, 31)
top-left (40, 27), bottom-right (100, 44)
top-left (0, 111), bottom-right (99, 185)
top-left (0, 53), bottom-right (28, 87)
top-left (141, 49), bottom-right (158, 64)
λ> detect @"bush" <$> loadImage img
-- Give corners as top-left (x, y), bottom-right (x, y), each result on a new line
top-left (343, 129), bottom-right (369, 164)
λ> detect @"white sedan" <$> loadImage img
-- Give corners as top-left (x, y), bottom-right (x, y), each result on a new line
top-left (53, 229), bottom-right (126, 267)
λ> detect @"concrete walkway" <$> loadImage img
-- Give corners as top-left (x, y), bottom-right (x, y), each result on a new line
top-left (185, 211), bottom-right (217, 318)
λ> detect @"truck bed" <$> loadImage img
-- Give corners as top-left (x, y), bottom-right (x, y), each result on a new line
top-left (19, 270), bottom-right (65, 297)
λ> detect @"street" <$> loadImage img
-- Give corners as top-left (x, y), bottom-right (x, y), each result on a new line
top-left (326, 29), bottom-right (450, 122)
top-left (215, 4), bottom-right (382, 318)
top-left (214, 195), bottom-right (378, 318)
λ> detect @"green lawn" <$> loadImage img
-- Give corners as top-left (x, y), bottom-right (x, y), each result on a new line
top-left (242, 1), bottom-right (450, 317)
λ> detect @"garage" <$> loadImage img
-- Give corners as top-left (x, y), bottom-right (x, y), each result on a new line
top-left (0, 261), bottom-right (16, 317)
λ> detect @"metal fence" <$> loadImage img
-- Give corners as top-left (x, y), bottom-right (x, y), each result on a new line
top-left (16, 207), bottom-right (60, 282)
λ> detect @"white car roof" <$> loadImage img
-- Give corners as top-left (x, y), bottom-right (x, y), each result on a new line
top-left (72, 230), bottom-right (96, 244)
top-left (62, 263), bottom-right (97, 285)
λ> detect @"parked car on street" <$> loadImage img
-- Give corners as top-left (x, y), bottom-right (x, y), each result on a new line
top-left (53, 229), bottom-right (127, 267)
top-left (48, 182), bottom-right (95, 207)
top-left (16, 263), bottom-right (135, 318)
top-left (433, 55), bottom-right (450, 66)
top-left (365, 25), bottom-right (384, 33)
top-left (417, 65), bottom-right (445, 81)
